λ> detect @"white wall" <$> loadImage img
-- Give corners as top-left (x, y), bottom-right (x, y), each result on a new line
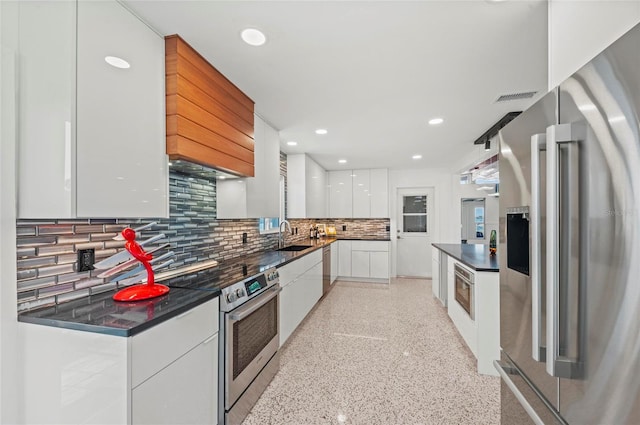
top-left (388, 168), bottom-right (455, 277)
top-left (1, 2), bottom-right (21, 422)
top-left (548, 0), bottom-right (640, 89)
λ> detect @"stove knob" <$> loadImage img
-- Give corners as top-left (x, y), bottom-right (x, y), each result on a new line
top-left (235, 288), bottom-right (245, 298)
top-left (226, 292), bottom-right (237, 303)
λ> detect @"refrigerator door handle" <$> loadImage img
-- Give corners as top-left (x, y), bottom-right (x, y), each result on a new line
top-left (530, 133), bottom-right (547, 362)
top-left (546, 122), bottom-right (584, 379)
top-left (494, 360), bottom-right (545, 425)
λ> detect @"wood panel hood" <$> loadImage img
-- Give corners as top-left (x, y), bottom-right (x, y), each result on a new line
top-left (165, 35), bottom-right (255, 177)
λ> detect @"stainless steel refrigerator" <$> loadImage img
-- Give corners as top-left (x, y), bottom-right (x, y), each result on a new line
top-left (496, 21), bottom-right (640, 425)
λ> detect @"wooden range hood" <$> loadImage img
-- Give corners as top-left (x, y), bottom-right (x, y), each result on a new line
top-left (165, 35), bottom-right (255, 177)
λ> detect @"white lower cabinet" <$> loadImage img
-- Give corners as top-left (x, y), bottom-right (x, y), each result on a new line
top-left (19, 297), bottom-right (219, 424)
top-left (279, 250), bottom-right (323, 347)
top-left (369, 251), bottom-right (390, 279)
top-left (132, 334), bottom-right (218, 425)
top-left (330, 242), bottom-right (338, 283)
top-left (345, 241), bottom-right (389, 281)
top-left (351, 250), bottom-right (370, 278)
top-left (338, 240), bottom-right (352, 277)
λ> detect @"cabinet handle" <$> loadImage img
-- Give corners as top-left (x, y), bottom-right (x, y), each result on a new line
top-left (530, 133), bottom-right (546, 362)
top-left (203, 334), bottom-right (217, 345)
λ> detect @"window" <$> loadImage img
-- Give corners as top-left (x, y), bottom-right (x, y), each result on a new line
top-left (402, 195), bottom-right (428, 233)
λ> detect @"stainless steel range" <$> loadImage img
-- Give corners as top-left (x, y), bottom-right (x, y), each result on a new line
top-left (218, 267), bottom-right (280, 425)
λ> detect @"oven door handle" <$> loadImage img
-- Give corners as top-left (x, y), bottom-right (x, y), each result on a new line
top-left (229, 287), bottom-right (281, 321)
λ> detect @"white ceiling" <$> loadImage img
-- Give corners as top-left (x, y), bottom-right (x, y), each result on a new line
top-left (125, 0), bottom-right (548, 171)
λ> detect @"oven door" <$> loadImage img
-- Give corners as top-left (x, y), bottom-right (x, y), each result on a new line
top-left (225, 286), bottom-right (280, 409)
top-left (454, 266), bottom-right (475, 320)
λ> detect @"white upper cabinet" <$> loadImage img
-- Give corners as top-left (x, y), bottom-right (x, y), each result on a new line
top-left (76, 1), bottom-right (167, 218)
top-left (369, 168), bottom-right (389, 217)
top-left (16, 0), bottom-right (168, 219)
top-left (328, 168), bottom-right (388, 218)
top-left (352, 169), bottom-right (370, 218)
top-left (217, 115), bottom-right (280, 219)
top-left (328, 170), bottom-right (353, 218)
top-left (17, 1), bottom-right (76, 218)
top-left (286, 154), bottom-right (327, 218)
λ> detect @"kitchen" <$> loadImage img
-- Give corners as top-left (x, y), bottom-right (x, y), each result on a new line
top-left (1, 1), bottom-right (640, 424)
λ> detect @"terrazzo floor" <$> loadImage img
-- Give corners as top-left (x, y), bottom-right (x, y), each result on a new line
top-left (242, 278), bottom-right (500, 425)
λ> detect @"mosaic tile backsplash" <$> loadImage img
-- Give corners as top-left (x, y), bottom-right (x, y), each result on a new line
top-left (16, 170), bottom-right (279, 312)
top-left (284, 218), bottom-right (390, 244)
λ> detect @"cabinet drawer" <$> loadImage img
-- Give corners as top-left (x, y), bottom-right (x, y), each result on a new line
top-left (132, 334), bottom-right (218, 425)
top-left (131, 297), bottom-right (219, 388)
top-left (277, 249), bottom-right (322, 287)
top-left (351, 241), bottom-right (389, 252)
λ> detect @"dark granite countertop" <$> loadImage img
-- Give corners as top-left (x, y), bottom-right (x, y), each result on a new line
top-left (17, 236), bottom-right (388, 336)
top-left (17, 239), bottom-right (336, 336)
top-left (432, 243), bottom-right (499, 272)
top-left (18, 286), bottom-right (218, 337)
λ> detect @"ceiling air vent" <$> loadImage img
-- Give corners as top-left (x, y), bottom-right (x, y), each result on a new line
top-left (495, 91), bottom-right (537, 103)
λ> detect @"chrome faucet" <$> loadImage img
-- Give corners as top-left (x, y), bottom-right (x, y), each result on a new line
top-left (278, 220), bottom-right (291, 249)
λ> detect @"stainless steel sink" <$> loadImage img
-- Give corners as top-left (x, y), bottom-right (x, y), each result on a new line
top-left (277, 245), bottom-right (311, 252)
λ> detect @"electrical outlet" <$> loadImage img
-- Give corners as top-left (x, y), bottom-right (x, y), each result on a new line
top-left (77, 249), bottom-right (95, 272)
top-left (342, 225), bottom-right (347, 231)
top-left (386, 225), bottom-right (390, 231)
top-left (242, 232), bottom-right (247, 244)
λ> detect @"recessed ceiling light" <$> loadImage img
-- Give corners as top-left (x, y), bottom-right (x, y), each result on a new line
top-left (315, 129), bottom-right (328, 135)
top-left (428, 118), bottom-right (444, 125)
top-left (412, 154), bottom-right (422, 159)
top-left (338, 159), bottom-right (347, 164)
top-left (241, 28), bottom-right (266, 46)
top-left (287, 141), bottom-right (297, 146)
top-left (105, 56), bottom-right (130, 69)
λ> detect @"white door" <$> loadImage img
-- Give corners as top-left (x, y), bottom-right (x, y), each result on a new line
top-left (396, 188), bottom-right (434, 277)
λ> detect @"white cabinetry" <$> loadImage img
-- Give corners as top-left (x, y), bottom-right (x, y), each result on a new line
top-left (349, 241), bottom-right (389, 281)
top-left (369, 168), bottom-right (389, 217)
top-left (328, 170), bottom-right (353, 218)
top-left (330, 242), bottom-right (338, 283)
top-left (352, 169), bottom-right (370, 217)
top-left (19, 298), bottom-right (219, 424)
top-left (286, 154), bottom-right (327, 218)
top-left (217, 115), bottom-right (280, 218)
top-left (17, 0), bottom-right (168, 219)
top-left (279, 250), bottom-right (323, 346)
top-left (132, 334), bottom-right (217, 424)
top-left (432, 248), bottom-right (441, 300)
top-left (338, 240), bottom-right (352, 277)
top-left (328, 169), bottom-right (388, 218)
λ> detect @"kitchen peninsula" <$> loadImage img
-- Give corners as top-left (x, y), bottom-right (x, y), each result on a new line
top-left (431, 243), bottom-right (499, 376)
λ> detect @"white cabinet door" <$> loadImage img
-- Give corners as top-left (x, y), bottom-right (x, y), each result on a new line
top-left (329, 170), bottom-right (353, 218)
top-left (338, 240), bottom-right (352, 277)
top-left (219, 115), bottom-right (280, 219)
top-left (370, 251), bottom-right (389, 279)
top-left (369, 168), bottom-right (389, 217)
top-left (17, 1), bottom-right (76, 218)
top-left (76, 0), bottom-right (167, 218)
top-left (352, 169), bottom-right (370, 218)
top-left (432, 255), bottom-right (441, 299)
top-left (132, 334), bottom-right (218, 425)
top-left (279, 281), bottom-right (296, 347)
top-left (305, 157), bottom-right (327, 218)
top-left (279, 259), bottom-right (322, 347)
top-left (330, 243), bottom-right (338, 283)
top-left (351, 250), bottom-right (370, 278)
